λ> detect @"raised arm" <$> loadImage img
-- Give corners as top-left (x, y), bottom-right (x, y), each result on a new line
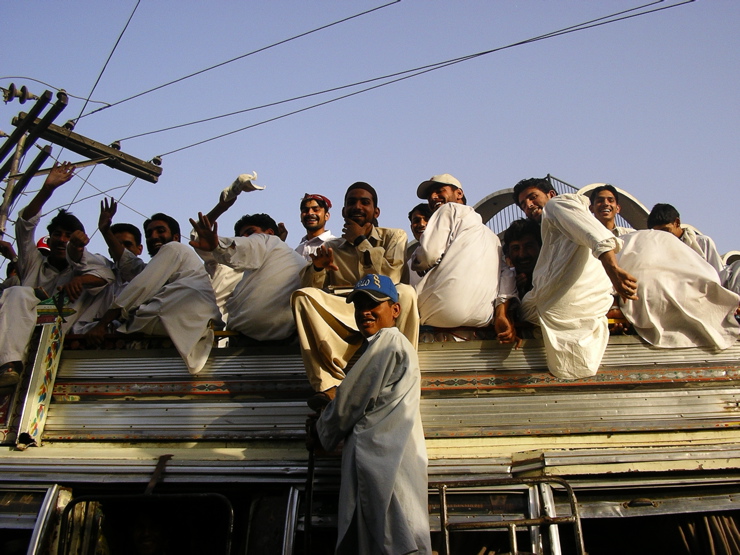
top-left (20, 161), bottom-right (76, 221)
top-left (97, 197), bottom-right (128, 263)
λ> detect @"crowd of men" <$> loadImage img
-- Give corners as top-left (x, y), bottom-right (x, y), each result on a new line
top-left (1, 166), bottom-right (739, 388)
top-left (1, 165), bottom-right (739, 553)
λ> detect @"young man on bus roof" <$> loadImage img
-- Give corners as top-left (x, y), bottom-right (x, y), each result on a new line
top-left (291, 181), bottom-right (419, 410)
top-left (411, 173), bottom-right (517, 338)
top-left (499, 177), bottom-right (638, 380)
top-left (85, 213), bottom-right (220, 375)
top-left (402, 202), bottom-right (432, 287)
top-left (588, 185), bottom-right (635, 237)
top-left (190, 209), bottom-right (306, 343)
top-left (647, 203), bottom-right (724, 276)
top-left (309, 274), bottom-right (432, 555)
top-left (502, 218), bottom-right (542, 300)
top-left (0, 162), bottom-right (114, 387)
top-left (295, 193), bottom-right (335, 262)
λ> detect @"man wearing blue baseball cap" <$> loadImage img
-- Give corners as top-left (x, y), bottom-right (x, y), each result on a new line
top-left (310, 274), bottom-right (432, 555)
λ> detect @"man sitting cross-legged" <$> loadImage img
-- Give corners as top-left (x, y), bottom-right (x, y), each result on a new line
top-left (291, 181), bottom-right (418, 410)
top-left (190, 211), bottom-right (307, 342)
top-left (308, 274), bottom-right (432, 555)
top-left (85, 213), bottom-right (220, 374)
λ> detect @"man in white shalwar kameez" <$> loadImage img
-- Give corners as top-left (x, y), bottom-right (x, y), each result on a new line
top-left (312, 274), bottom-right (431, 555)
top-left (190, 211), bottom-right (307, 341)
top-left (295, 193), bottom-right (336, 262)
top-left (647, 203), bottom-right (725, 276)
top-left (616, 230), bottom-right (740, 348)
top-left (86, 213), bottom-right (219, 374)
top-left (508, 178), bottom-right (638, 379)
top-left (412, 174), bottom-right (517, 336)
top-left (1, 163), bottom-right (114, 387)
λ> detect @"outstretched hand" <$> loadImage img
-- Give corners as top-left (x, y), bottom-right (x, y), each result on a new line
top-left (310, 245), bottom-right (338, 272)
top-left (44, 161), bottom-right (76, 190)
top-left (98, 197), bottom-right (118, 231)
top-left (189, 212), bottom-right (219, 251)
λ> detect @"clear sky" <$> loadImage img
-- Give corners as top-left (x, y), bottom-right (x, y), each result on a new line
top-left (2, 0), bottom-right (738, 268)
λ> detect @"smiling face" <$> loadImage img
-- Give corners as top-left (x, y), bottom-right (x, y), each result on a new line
top-left (590, 190), bottom-right (621, 228)
top-left (517, 186), bottom-right (556, 223)
top-left (353, 294), bottom-right (400, 337)
top-left (427, 184), bottom-right (463, 212)
top-left (300, 200), bottom-right (330, 236)
top-left (342, 188), bottom-right (379, 228)
top-left (409, 209), bottom-right (429, 241)
top-left (145, 220), bottom-right (179, 256)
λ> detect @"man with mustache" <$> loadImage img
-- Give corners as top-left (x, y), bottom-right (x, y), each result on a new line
top-left (85, 213), bottom-right (219, 375)
top-left (401, 202), bottom-right (432, 287)
top-left (292, 182), bottom-right (418, 410)
top-left (295, 193), bottom-right (335, 262)
top-left (411, 174), bottom-right (517, 341)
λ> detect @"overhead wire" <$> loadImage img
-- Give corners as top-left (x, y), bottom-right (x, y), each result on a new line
top-left (156, 0), bottom-right (693, 157)
top-left (77, 0), bottom-right (401, 120)
top-left (121, 0), bottom-right (668, 143)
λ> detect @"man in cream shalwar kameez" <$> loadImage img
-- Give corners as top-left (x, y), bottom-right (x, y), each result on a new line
top-left (512, 178), bottom-right (638, 379)
top-left (315, 275), bottom-right (431, 555)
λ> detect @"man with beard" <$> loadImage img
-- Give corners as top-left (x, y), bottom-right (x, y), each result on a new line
top-left (502, 177), bottom-right (637, 379)
top-left (0, 162), bottom-right (113, 387)
top-left (85, 213), bottom-right (219, 375)
top-left (502, 218), bottom-right (542, 299)
top-left (588, 185), bottom-right (634, 237)
top-left (295, 193), bottom-right (335, 262)
top-left (291, 182), bottom-right (418, 409)
top-left (411, 174), bottom-right (517, 340)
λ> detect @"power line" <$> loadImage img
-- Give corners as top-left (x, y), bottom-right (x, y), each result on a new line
top-left (78, 0), bottom-right (401, 120)
top-left (157, 0), bottom-right (693, 157)
top-left (121, 0), bottom-right (669, 143)
top-left (69, 0), bottom-right (142, 126)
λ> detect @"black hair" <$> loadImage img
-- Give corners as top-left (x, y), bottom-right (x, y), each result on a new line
top-left (647, 203), bottom-right (681, 228)
top-left (144, 213), bottom-right (181, 238)
top-left (47, 209), bottom-right (84, 234)
top-left (512, 178), bottom-right (555, 205)
top-left (408, 203), bottom-right (432, 222)
top-left (233, 213), bottom-right (279, 236)
top-left (111, 223), bottom-right (142, 245)
top-left (345, 181), bottom-right (378, 208)
top-left (589, 184), bottom-right (620, 205)
top-left (503, 218), bottom-right (542, 256)
top-left (6, 260), bottom-right (17, 279)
